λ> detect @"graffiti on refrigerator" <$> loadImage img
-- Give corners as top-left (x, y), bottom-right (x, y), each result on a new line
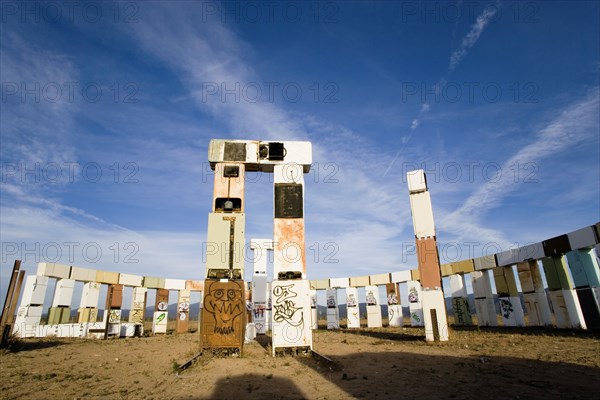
top-left (500, 298), bottom-right (514, 319)
top-left (273, 284), bottom-right (303, 327)
top-left (204, 283), bottom-right (244, 335)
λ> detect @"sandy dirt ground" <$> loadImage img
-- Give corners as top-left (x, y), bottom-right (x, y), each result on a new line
top-left (1, 322), bottom-right (599, 399)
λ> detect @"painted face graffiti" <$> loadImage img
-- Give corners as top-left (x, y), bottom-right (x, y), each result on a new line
top-left (327, 295), bottom-right (336, 308)
top-left (387, 293), bottom-right (398, 305)
top-left (408, 287), bottom-right (419, 303)
top-left (346, 294), bottom-right (357, 307)
top-left (273, 284), bottom-right (303, 327)
top-left (204, 283), bottom-right (244, 335)
top-left (366, 291), bottom-right (377, 306)
top-left (500, 298), bottom-right (514, 319)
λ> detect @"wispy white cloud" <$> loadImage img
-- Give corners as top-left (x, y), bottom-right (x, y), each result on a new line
top-left (125, 4), bottom-right (415, 278)
top-left (441, 88), bottom-right (600, 245)
top-left (448, 4), bottom-right (498, 72)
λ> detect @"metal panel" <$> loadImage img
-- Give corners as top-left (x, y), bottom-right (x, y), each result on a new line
top-left (385, 282), bottom-right (401, 327)
top-left (522, 292), bottom-right (552, 326)
top-left (542, 235), bottom-right (571, 257)
top-left (409, 191), bottom-right (436, 238)
top-left (20, 275), bottom-right (49, 306)
top-left (517, 262), bottom-right (536, 293)
top-left (369, 273), bottom-right (391, 285)
top-left (274, 163), bottom-right (304, 185)
top-left (568, 226), bottom-right (598, 250)
top-left (212, 163), bottom-right (245, 213)
top-left (407, 280), bottom-right (424, 327)
top-left (155, 289), bottom-right (169, 311)
top-left (451, 259), bottom-right (475, 274)
top-left (329, 277), bottom-right (349, 288)
top-left (407, 169), bottom-right (427, 194)
top-left (326, 288), bottom-right (340, 329)
top-left (493, 266), bottom-right (519, 297)
top-left (185, 280), bottom-right (204, 291)
top-left (495, 249), bottom-right (518, 267)
top-left (452, 297), bottom-right (473, 326)
top-left (95, 270), bottom-right (120, 285)
top-left (77, 307), bottom-right (98, 323)
top-left (144, 276), bottom-right (165, 289)
top-left (385, 283), bottom-right (400, 305)
top-left (48, 307), bottom-right (70, 324)
top-left (273, 218), bottom-right (305, 278)
top-left (119, 273), bottom-right (144, 287)
top-left (440, 263), bottom-right (453, 277)
top-left (390, 270), bottom-right (412, 283)
top-left (471, 270), bottom-right (494, 299)
top-left (129, 287), bottom-right (146, 324)
top-left (416, 237), bottom-right (441, 289)
top-left (411, 269), bottom-right (421, 282)
top-left (164, 279), bottom-right (186, 291)
top-left (474, 255), bottom-right (497, 271)
top-left (120, 323), bottom-right (138, 338)
top-left (51, 279), bottom-right (75, 307)
top-left (542, 256), bottom-right (573, 290)
top-left (108, 285), bottom-right (123, 309)
top-left (310, 289), bottom-right (318, 330)
top-left (498, 296), bottom-right (525, 327)
top-left (258, 141), bottom-right (313, 173)
top-left (345, 287), bottom-right (360, 328)
top-left (326, 309), bottom-right (339, 330)
top-left (366, 286), bottom-right (382, 328)
top-left (201, 280), bottom-right (246, 349)
top-left (388, 304), bottom-right (403, 327)
top-left (474, 297), bottom-right (497, 327)
top-left (252, 275), bottom-right (267, 303)
top-left (37, 262), bottom-right (71, 279)
top-left (562, 289), bottom-right (587, 329)
top-left (315, 279), bottom-right (330, 290)
top-left (547, 290), bottom-right (570, 328)
top-left (271, 280), bottom-right (312, 355)
top-left (206, 213), bottom-right (246, 279)
top-left (274, 184), bottom-right (303, 218)
top-left (422, 289), bottom-right (449, 341)
top-left (566, 249), bottom-right (600, 288)
top-left (152, 311), bottom-right (168, 334)
top-left (80, 282), bottom-right (101, 308)
top-left (518, 242), bottom-right (545, 261)
top-left (349, 276), bottom-right (370, 287)
top-left (448, 274), bottom-right (467, 297)
top-left (176, 290), bottom-right (191, 333)
top-left (70, 266), bottom-right (97, 282)
top-left (576, 287), bottom-right (600, 329)
top-left (208, 139), bottom-right (259, 166)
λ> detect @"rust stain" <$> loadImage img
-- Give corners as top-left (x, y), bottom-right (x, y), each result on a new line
top-left (416, 237), bottom-right (442, 289)
top-left (185, 280), bottom-right (204, 291)
top-left (274, 218), bottom-right (306, 275)
top-left (212, 163), bottom-right (245, 212)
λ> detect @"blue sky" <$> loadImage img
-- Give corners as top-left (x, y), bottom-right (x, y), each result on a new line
top-left (1, 1), bottom-right (599, 305)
